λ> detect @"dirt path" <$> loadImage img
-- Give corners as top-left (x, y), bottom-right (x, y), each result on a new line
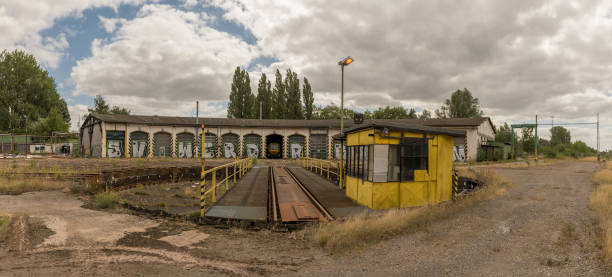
top-left (292, 161), bottom-right (609, 276)
top-left (0, 192), bottom-right (303, 276)
top-left (0, 161), bottom-right (609, 276)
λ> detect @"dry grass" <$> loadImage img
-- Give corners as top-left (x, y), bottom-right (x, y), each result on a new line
top-left (0, 177), bottom-right (65, 195)
top-left (589, 168), bottom-right (612, 266)
top-left (0, 210), bottom-right (10, 241)
top-left (592, 169), bottom-right (612, 185)
top-left (95, 190), bottom-right (119, 209)
top-left (308, 169), bottom-right (512, 254)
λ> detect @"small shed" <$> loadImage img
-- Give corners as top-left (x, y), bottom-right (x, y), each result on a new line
top-left (342, 122), bottom-right (465, 209)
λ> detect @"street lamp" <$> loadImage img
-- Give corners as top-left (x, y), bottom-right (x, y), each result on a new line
top-left (338, 56), bottom-right (353, 188)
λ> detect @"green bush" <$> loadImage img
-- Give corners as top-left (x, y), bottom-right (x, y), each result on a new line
top-left (95, 190), bottom-right (119, 209)
top-left (477, 146), bottom-right (486, 162)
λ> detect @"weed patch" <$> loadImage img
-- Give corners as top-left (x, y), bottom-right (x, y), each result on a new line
top-left (95, 190), bottom-right (119, 209)
top-left (589, 169), bottom-right (612, 267)
top-left (0, 177), bottom-right (65, 195)
top-left (308, 169), bottom-right (512, 253)
top-left (0, 211), bottom-right (10, 241)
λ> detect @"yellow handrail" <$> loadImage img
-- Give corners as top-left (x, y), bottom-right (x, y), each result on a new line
top-left (200, 158), bottom-right (254, 215)
top-left (296, 157), bottom-right (341, 185)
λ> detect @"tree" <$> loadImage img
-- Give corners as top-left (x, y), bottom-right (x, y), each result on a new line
top-left (88, 94), bottom-right (131, 115)
top-left (256, 73), bottom-right (272, 119)
top-left (419, 109), bottom-right (431, 119)
top-left (313, 104), bottom-right (355, 120)
top-left (302, 77), bottom-right (314, 119)
top-left (367, 106), bottom-right (417, 119)
top-left (550, 126), bottom-right (571, 146)
top-left (227, 67), bottom-right (255, 118)
top-left (0, 50), bottom-right (70, 133)
top-left (435, 88), bottom-right (483, 118)
top-left (284, 69), bottom-right (302, 119)
top-left (271, 69), bottom-right (286, 119)
top-left (30, 108), bottom-right (69, 136)
top-left (495, 123), bottom-right (512, 143)
top-left (520, 127), bottom-right (535, 153)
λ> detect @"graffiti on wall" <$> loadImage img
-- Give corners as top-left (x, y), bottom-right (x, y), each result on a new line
top-left (334, 143), bottom-right (347, 160)
top-left (132, 141), bottom-right (147, 158)
top-left (178, 141), bottom-right (193, 158)
top-left (107, 140), bottom-right (123, 158)
top-left (290, 143), bottom-right (303, 158)
top-left (453, 145), bottom-right (466, 162)
top-left (224, 143), bottom-right (236, 158)
top-left (204, 142), bottom-right (215, 158)
top-left (246, 143), bottom-right (259, 158)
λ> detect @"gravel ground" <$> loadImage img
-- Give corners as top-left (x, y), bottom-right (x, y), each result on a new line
top-left (291, 161), bottom-right (610, 276)
top-left (0, 161), bottom-right (609, 276)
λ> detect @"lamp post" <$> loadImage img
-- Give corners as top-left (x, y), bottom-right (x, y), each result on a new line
top-left (338, 56), bottom-right (353, 188)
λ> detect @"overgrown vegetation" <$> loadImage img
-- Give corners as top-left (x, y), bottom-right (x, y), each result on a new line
top-left (307, 169), bottom-right (511, 253)
top-left (590, 166), bottom-right (612, 267)
top-left (495, 124), bottom-right (597, 160)
top-left (95, 190), bottom-right (119, 209)
top-left (0, 210), bottom-right (10, 241)
top-left (0, 177), bottom-right (65, 194)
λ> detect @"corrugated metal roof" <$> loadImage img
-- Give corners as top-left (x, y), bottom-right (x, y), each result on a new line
top-left (89, 113), bottom-right (491, 130)
top-left (342, 122), bottom-right (466, 137)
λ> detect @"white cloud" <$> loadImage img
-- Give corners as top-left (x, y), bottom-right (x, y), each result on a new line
top-left (0, 0), bottom-right (145, 68)
top-left (206, 0), bottom-right (612, 150)
top-left (71, 4), bottom-right (259, 118)
top-left (68, 104), bottom-right (90, 131)
top-left (98, 16), bottom-right (127, 33)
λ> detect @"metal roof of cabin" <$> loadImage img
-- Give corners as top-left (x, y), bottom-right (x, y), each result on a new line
top-left (89, 113), bottom-right (491, 131)
top-left (341, 121), bottom-right (466, 137)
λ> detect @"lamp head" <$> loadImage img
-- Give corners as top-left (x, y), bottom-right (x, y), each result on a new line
top-left (338, 56), bottom-right (354, 66)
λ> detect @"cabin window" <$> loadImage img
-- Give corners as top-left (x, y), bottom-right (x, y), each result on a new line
top-left (388, 138), bottom-right (429, 182)
top-left (345, 145), bottom-right (371, 182)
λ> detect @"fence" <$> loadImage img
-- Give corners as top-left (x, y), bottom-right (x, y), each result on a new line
top-left (0, 134), bottom-right (79, 155)
top-left (199, 158), bottom-right (254, 215)
top-left (296, 157), bottom-right (341, 186)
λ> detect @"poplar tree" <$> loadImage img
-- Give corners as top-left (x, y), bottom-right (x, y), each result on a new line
top-left (227, 67), bottom-right (255, 118)
top-left (256, 73), bottom-right (272, 119)
top-left (302, 77), bottom-right (314, 119)
top-left (271, 69), bottom-right (286, 119)
top-left (284, 69), bottom-right (302, 119)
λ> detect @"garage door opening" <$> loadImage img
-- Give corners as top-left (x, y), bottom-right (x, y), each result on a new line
top-left (266, 134), bottom-right (283, 159)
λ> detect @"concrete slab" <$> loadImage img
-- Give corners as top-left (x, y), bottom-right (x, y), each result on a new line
top-left (205, 206), bottom-right (267, 221)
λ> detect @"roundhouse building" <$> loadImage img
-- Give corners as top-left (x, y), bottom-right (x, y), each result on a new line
top-left (80, 113), bottom-right (495, 161)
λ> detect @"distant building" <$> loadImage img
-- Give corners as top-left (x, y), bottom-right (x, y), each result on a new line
top-left (80, 113), bottom-right (495, 161)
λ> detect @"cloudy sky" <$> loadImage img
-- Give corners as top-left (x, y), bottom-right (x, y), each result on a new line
top-left (2, 0), bottom-right (611, 149)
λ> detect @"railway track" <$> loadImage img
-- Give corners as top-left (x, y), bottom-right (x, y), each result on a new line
top-left (269, 166), bottom-right (333, 223)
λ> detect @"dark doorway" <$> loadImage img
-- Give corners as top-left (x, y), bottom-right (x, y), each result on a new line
top-left (266, 134), bottom-right (283, 159)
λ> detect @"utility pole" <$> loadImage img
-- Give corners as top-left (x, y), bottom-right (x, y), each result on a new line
top-left (535, 114), bottom-right (538, 162)
top-left (196, 101), bottom-right (199, 158)
top-left (597, 112), bottom-right (600, 161)
top-left (551, 116), bottom-right (554, 128)
top-left (260, 102), bottom-right (262, 120)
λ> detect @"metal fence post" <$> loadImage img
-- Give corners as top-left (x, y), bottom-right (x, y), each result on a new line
top-left (233, 162), bottom-right (237, 183)
top-left (225, 166), bottom-right (229, 190)
top-left (212, 170), bottom-right (217, 203)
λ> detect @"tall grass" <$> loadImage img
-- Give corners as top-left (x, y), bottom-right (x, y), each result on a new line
top-left (0, 210), bottom-right (10, 241)
top-left (95, 190), bottom-right (119, 209)
top-left (590, 167), bottom-right (612, 266)
top-left (0, 177), bottom-right (65, 195)
top-left (309, 169), bottom-right (511, 253)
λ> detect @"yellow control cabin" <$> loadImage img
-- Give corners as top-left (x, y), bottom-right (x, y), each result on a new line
top-left (342, 122), bottom-right (465, 209)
